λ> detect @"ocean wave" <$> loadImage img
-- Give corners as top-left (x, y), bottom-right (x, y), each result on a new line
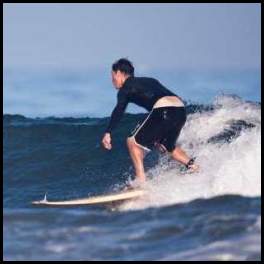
top-left (3, 95), bottom-right (261, 209)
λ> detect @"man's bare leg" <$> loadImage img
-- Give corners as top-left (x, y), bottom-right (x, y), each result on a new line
top-left (170, 146), bottom-right (199, 172)
top-left (127, 137), bottom-right (146, 183)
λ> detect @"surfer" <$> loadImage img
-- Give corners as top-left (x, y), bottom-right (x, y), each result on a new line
top-left (102, 58), bottom-right (199, 185)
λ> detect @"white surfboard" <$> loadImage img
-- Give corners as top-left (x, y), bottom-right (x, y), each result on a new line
top-left (32, 189), bottom-right (145, 206)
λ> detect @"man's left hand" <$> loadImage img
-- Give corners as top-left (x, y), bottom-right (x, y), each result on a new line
top-left (102, 133), bottom-right (112, 150)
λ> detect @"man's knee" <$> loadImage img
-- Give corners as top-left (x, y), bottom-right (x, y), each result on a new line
top-left (127, 137), bottom-right (134, 148)
top-left (127, 137), bottom-right (142, 152)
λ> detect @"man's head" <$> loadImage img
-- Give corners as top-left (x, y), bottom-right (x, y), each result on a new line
top-left (111, 58), bottom-right (134, 89)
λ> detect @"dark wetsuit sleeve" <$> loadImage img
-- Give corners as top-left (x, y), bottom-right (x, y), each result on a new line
top-left (105, 90), bottom-right (129, 134)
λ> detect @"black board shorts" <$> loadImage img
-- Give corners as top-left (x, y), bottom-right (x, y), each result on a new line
top-left (129, 106), bottom-right (187, 152)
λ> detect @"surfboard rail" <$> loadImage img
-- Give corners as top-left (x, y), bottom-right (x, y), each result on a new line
top-left (32, 189), bottom-right (145, 206)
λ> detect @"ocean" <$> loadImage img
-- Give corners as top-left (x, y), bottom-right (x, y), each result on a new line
top-left (3, 88), bottom-right (261, 260)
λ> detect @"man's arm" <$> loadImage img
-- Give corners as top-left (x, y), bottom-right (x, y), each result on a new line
top-left (102, 90), bottom-right (128, 150)
top-left (105, 90), bottom-right (129, 134)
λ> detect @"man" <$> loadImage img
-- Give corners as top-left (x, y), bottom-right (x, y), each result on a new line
top-left (102, 58), bottom-right (199, 185)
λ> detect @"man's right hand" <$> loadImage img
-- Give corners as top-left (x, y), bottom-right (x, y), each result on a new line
top-left (101, 133), bottom-right (112, 150)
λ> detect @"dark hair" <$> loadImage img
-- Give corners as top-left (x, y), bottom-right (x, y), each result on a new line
top-left (112, 58), bottom-right (134, 76)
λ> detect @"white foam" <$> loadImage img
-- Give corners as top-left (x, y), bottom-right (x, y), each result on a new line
top-left (120, 95), bottom-right (261, 211)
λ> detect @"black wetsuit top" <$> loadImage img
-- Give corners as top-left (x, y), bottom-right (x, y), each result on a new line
top-left (105, 76), bottom-right (180, 133)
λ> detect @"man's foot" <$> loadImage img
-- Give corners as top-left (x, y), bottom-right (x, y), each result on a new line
top-left (124, 178), bottom-right (145, 191)
top-left (185, 158), bottom-right (200, 173)
top-left (186, 163), bottom-right (200, 173)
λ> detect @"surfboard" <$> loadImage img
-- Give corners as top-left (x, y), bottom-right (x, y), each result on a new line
top-left (32, 189), bottom-right (145, 206)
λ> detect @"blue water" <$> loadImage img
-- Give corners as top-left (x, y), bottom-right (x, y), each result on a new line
top-left (3, 196), bottom-right (261, 261)
top-left (3, 69), bottom-right (261, 260)
top-left (3, 101), bottom-right (261, 260)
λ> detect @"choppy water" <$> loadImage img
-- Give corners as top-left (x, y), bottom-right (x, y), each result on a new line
top-left (3, 95), bottom-right (261, 260)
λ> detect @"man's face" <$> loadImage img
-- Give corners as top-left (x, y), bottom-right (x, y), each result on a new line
top-left (111, 70), bottom-right (124, 89)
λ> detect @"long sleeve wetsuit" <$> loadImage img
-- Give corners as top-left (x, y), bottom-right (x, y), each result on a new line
top-left (105, 76), bottom-right (180, 134)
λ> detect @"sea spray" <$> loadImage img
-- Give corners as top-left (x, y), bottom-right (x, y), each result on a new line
top-left (119, 95), bottom-right (261, 211)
